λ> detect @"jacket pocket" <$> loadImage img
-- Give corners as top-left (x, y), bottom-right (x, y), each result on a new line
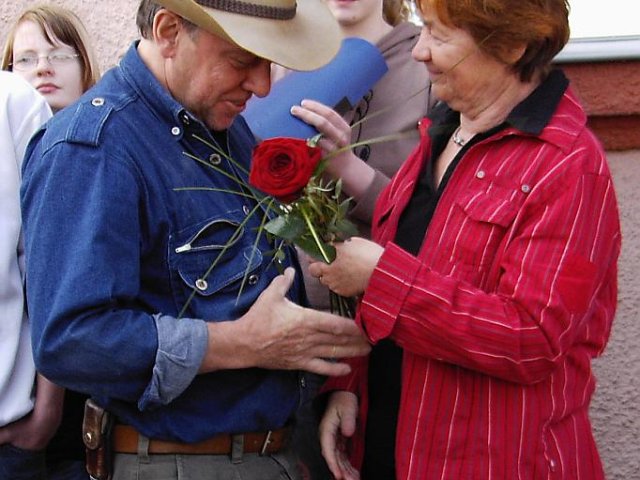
top-left (168, 215), bottom-right (264, 317)
top-left (444, 188), bottom-right (521, 269)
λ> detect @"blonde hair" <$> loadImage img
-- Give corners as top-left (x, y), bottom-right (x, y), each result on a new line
top-left (2, 4), bottom-right (100, 91)
top-left (383, 0), bottom-right (412, 25)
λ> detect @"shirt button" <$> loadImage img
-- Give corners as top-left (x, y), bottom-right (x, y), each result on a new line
top-left (242, 205), bottom-right (251, 215)
top-left (171, 126), bottom-right (181, 136)
top-left (209, 153), bottom-right (221, 165)
top-left (181, 113), bottom-right (190, 125)
top-left (476, 170), bottom-right (486, 179)
top-left (248, 274), bottom-right (259, 286)
top-left (549, 459), bottom-right (557, 471)
top-left (300, 377), bottom-right (307, 388)
top-left (91, 97), bottom-right (105, 107)
top-left (195, 278), bottom-right (208, 291)
top-left (521, 184), bottom-right (531, 193)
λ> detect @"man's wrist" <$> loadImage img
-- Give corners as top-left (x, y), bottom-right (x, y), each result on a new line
top-left (200, 319), bottom-right (253, 372)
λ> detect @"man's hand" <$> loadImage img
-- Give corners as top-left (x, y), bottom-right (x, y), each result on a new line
top-left (319, 391), bottom-right (361, 480)
top-left (0, 375), bottom-right (64, 451)
top-left (200, 268), bottom-right (371, 375)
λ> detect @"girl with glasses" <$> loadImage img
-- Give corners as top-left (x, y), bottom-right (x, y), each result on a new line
top-left (2, 5), bottom-right (100, 113)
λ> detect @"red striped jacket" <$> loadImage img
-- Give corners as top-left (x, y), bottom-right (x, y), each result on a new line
top-left (326, 86), bottom-right (621, 479)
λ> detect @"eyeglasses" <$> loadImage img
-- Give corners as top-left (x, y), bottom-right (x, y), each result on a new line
top-left (10, 52), bottom-right (79, 71)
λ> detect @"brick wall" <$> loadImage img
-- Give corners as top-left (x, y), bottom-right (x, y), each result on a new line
top-left (561, 60), bottom-right (640, 150)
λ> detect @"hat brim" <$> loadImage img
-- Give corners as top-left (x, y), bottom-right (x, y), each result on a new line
top-left (154, 0), bottom-right (341, 71)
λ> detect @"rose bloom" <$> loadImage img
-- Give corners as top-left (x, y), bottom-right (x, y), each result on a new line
top-left (249, 137), bottom-right (322, 203)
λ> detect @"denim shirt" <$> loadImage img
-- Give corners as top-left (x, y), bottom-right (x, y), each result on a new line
top-left (21, 43), bottom-right (308, 442)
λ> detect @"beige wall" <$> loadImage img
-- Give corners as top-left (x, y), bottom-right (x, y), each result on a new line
top-left (0, 0), bottom-right (139, 73)
top-left (596, 150), bottom-right (640, 478)
top-left (1, 0), bottom-right (639, 477)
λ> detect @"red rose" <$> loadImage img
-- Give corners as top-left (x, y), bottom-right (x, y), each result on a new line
top-left (249, 137), bottom-right (322, 203)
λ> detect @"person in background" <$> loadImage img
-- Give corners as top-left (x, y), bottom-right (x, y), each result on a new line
top-left (273, 0), bottom-right (432, 478)
top-left (274, 0), bottom-right (432, 246)
top-left (294, 0), bottom-right (621, 478)
top-left (20, 0), bottom-right (370, 479)
top-left (2, 7), bottom-right (101, 479)
top-left (2, 4), bottom-right (100, 113)
top-left (0, 71), bottom-right (54, 479)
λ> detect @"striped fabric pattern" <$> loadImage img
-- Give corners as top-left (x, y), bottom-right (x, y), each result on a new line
top-left (327, 87), bottom-right (621, 479)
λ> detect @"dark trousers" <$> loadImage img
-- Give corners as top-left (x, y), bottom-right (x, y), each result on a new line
top-left (0, 444), bottom-right (88, 480)
top-left (291, 373), bottom-right (333, 480)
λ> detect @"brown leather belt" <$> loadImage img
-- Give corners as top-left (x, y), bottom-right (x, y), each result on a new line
top-left (112, 424), bottom-right (289, 455)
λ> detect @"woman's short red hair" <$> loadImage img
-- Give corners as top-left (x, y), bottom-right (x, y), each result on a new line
top-left (419, 0), bottom-right (570, 82)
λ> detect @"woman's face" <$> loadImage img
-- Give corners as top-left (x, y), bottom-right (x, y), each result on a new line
top-left (412, 5), bottom-right (514, 114)
top-left (11, 20), bottom-right (84, 112)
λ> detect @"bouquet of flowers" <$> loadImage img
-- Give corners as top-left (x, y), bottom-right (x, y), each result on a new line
top-left (175, 133), bottom-right (358, 318)
top-left (248, 135), bottom-right (358, 317)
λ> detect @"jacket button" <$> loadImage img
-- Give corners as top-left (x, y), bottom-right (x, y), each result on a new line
top-left (91, 97), bottom-right (104, 107)
top-left (248, 274), bottom-right (259, 285)
top-left (243, 205), bottom-right (251, 215)
top-left (476, 170), bottom-right (486, 179)
top-left (521, 184), bottom-right (531, 193)
top-left (171, 126), bottom-right (181, 136)
top-left (195, 278), bottom-right (208, 291)
top-left (208, 153), bottom-right (221, 165)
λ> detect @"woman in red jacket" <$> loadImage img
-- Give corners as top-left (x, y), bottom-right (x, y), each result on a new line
top-left (292, 0), bottom-right (621, 478)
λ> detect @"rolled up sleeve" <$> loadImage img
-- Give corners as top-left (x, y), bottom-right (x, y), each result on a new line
top-left (139, 314), bottom-right (208, 409)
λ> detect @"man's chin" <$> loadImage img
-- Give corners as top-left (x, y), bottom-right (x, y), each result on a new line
top-left (207, 116), bottom-right (235, 132)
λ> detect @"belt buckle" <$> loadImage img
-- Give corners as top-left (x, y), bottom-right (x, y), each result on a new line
top-left (259, 430), bottom-right (273, 456)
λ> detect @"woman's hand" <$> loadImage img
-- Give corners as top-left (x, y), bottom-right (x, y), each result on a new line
top-left (290, 99), bottom-right (352, 162)
top-left (290, 100), bottom-right (375, 201)
top-left (308, 237), bottom-right (383, 297)
top-left (319, 391), bottom-right (361, 480)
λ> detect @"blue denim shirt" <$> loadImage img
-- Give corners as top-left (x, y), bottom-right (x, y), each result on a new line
top-left (21, 43), bottom-right (308, 442)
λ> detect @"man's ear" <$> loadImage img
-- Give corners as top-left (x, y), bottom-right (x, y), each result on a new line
top-left (153, 9), bottom-right (183, 58)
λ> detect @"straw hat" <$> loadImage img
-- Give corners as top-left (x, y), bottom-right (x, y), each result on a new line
top-left (154, 0), bottom-right (341, 71)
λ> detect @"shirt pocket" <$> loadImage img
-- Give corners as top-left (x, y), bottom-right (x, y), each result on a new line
top-left (444, 188), bottom-right (521, 270)
top-left (168, 215), bottom-right (264, 318)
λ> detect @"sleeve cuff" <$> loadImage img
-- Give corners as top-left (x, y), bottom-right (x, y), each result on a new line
top-left (359, 243), bottom-right (420, 343)
top-left (138, 314), bottom-right (208, 410)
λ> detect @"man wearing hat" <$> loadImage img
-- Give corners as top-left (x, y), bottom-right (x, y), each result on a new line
top-left (20, 1), bottom-right (370, 479)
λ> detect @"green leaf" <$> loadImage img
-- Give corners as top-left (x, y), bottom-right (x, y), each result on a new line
top-left (296, 236), bottom-right (336, 262)
top-left (335, 218), bottom-right (358, 238)
top-left (264, 214), bottom-right (305, 242)
top-left (334, 178), bottom-right (343, 198)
